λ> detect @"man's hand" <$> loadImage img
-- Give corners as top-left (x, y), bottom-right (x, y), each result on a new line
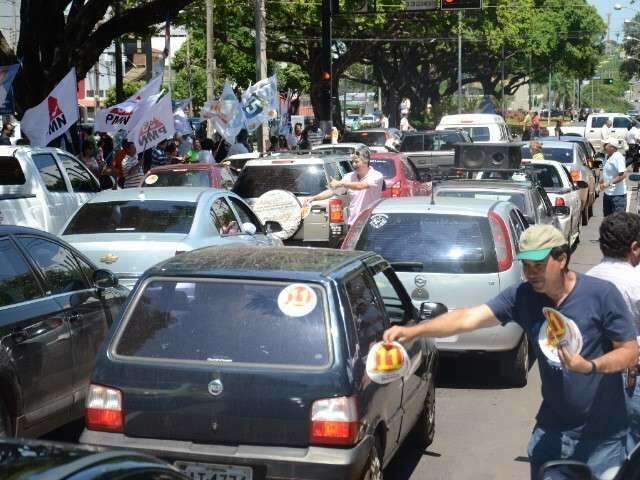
top-left (383, 325), bottom-right (416, 344)
top-left (557, 345), bottom-right (593, 374)
top-left (329, 177), bottom-right (342, 190)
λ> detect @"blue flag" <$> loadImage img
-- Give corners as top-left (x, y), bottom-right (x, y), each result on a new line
top-left (0, 64), bottom-right (19, 115)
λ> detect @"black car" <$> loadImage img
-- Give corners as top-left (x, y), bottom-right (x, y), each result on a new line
top-left (342, 128), bottom-right (403, 151)
top-left (399, 130), bottom-right (472, 174)
top-left (0, 225), bottom-right (128, 438)
top-left (81, 246), bottom-right (440, 480)
top-left (0, 437), bottom-right (189, 480)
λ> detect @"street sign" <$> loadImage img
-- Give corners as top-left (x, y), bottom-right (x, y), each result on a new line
top-left (591, 75), bottom-right (601, 80)
top-left (440, 0), bottom-right (482, 10)
top-left (405, 0), bottom-right (438, 10)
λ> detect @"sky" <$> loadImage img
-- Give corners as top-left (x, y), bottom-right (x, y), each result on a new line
top-left (592, 0), bottom-right (637, 42)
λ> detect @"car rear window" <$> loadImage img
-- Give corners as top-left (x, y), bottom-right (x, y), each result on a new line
top-left (114, 279), bottom-right (330, 367)
top-left (343, 131), bottom-right (386, 146)
top-left (437, 190), bottom-right (527, 212)
top-left (355, 213), bottom-right (497, 273)
top-left (527, 164), bottom-right (563, 188)
top-left (446, 126), bottom-right (490, 142)
top-left (233, 164), bottom-right (327, 197)
top-left (0, 157), bottom-right (26, 185)
top-left (145, 170), bottom-right (211, 187)
top-left (63, 200), bottom-right (196, 235)
top-left (370, 159), bottom-right (396, 178)
top-left (521, 146), bottom-right (572, 163)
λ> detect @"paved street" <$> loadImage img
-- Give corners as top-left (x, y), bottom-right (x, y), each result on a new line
top-left (386, 191), bottom-right (616, 479)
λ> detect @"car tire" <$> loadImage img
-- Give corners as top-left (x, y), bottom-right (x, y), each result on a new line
top-left (0, 398), bottom-right (11, 437)
top-left (362, 436), bottom-right (384, 480)
top-left (411, 376), bottom-right (436, 449)
top-left (500, 335), bottom-right (528, 388)
top-left (581, 208), bottom-right (588, 226)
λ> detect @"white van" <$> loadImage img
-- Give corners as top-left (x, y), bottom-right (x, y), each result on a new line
top-left (585, 113), bottom-right (632, 152)
top-left (436, 113), bottom-right (512, 143)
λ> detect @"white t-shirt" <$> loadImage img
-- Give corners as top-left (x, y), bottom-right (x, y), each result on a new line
top-left (588, 259), bottom-right (640, 330)
top-left (380, 116), bottom-right (389, 129)
top-left (628, 127), bottom-right (640, 145)
top-left (603, 150), bottom-right (627, 196)
top-left (601, 124), bottom-right (611, 142)
top-left (400, 117), bottom-right (410, 132)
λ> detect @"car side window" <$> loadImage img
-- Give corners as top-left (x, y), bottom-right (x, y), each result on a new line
top-left (73, 254), bottom-right (95, 285)
top-left (576, 148), bottom-right (588, 167)
top-left (16, 236), bottom-right (89, 294)
top-left (325, 161), bottom-right (342, 180)
top-left (613, 117), bottom-right (631, 129)
top-left (32, 153), bottom-right (68, 192)
top-left (401, 160), bottom-right (416, 180)
top-left (210, 197), bottom-right (241, 236)
top-left (372, 268), bottom-right (411, 324)
top-left (508, 210), bottom-right (526, 251)
top-left (0, 238), bottom-right (42, 307)
top-left (345, 272), bottom-right (387, 356)
top-left (400, 135), bottom-right (423, 152)
top-left (228, 196), bottom-right (264, 234)
top-left (59, 154), bottom-right (100, 193)
top-left (537, 187), bottom-right (553, 215)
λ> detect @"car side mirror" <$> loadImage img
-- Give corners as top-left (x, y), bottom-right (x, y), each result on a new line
top-left (93, 269), bottom-right (118, 289)
top-left (553, 205), bottom-right (570, 216)
top-left (264, 220), bottom-right (283, 234)
top-left (575, 180), bottom-right (589, 189)
top-left (242, 222), bottom-right (257, 235)
top-left (538, 460), bottom-right (594, 480)
top-left (629, 173), bottom-right (640, 182)
top-left (99, 175), bottom-right (115, 191)
top-left (419, 301), bottom-right (448, 321)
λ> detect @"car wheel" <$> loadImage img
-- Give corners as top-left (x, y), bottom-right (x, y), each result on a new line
top-left (411, 376), bottom-right (436, 449)
top-left (581, 208), bottom-right (588, 226)
top-left (362, 436), bottom-right (384, 480)
top-left (500, 335), bottom-right (528, 387)
top-left (0, 398), bottom-right (11, 437)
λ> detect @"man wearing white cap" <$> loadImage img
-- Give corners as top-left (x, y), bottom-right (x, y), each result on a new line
top-left (601, 138), bottom-right (628, 216)
top-left (384, 224), bottom-right (638, 479)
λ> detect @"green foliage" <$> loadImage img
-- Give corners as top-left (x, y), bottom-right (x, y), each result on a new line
top-left (104, 81), bottom-right (144, 107)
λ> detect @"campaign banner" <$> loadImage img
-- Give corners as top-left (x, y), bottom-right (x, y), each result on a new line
top-left (21, 68), bottom-right (79, 147)
top-left (0, 64), bottom-right (19, 115)
top-left (127, 94), bottom-right (175, 151)
top-left (241, 75), bottom-right (278, 131)
top-left (202, 81), bottom-right (245, 143)
top-left (173, 97), bottom-right (192, 135)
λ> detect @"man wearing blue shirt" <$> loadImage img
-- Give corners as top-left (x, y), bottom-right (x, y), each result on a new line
top-left (384, 225), bottom-right (638, 479)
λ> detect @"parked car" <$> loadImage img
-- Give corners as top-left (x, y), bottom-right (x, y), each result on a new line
top-left (435, 113), bottom-right (512, 143)
top-left (344, 114), bottom-right (361, 131)
top-left (369, 152), bottom-right (431, 197)
top-left (141, 163), bottom-right (237, 190)
top-left (0, 225), bottom-right (128, 438)
top-left (342, 196), bottom-right (531, 386)
top-left (434, 178), bottom-right (566, 232)
top-left (0, 437), bottom-right (190, 480)
top-left (521, 159), bottom-right (584, 246)
top-left (554, 113), bottom-right (632, 152)
top-left (0, 146), bottom-right (113, 234)
top-left (60, 187), bottom-right (282, 290)
top-left (233, 153), bottom-right (351, 246)
top-left (342, 128), bottom-right (403, 152)
top-left (521, 140), bottom-right (595, 224)
top-left (399, 130), bottom-right (472, 174)
top-left (80, 245), bottom-right (440, 480)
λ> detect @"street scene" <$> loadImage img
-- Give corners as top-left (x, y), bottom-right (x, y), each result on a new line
top-left (2, 1), bottom-right (640, 480)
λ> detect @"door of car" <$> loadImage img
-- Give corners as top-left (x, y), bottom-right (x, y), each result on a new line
top-left (30, 151), bottom-right (76, 233)
top-left (430, 132), bottom-right (458, 168)
top-left (57, 152), bottom-right (101, 212)
top-left (559, 165), bottom-right (582, 236)
top-left (368, 261), bottom-right (429, 444)
top-left (401, 135), bottom-right (430, 172)
top-left (1, 236), bottom-right (74, 435)
top-left (14, 235), bottom-right (110, 416)
top-left (532, 186), bottom-right (556, 228)
top-left (613, 116), bottom-right (632, 140)
top-left (227, 195), bottom-right (275, 245)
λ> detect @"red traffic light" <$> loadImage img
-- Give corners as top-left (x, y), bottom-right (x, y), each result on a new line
top-left (440, 0), bottom-right (482, 9)
top-left (322, 71), bottom-right (331, 81)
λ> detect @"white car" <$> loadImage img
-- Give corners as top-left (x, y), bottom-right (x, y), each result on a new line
top-left (436, 113), bottom-right (512, 143)
top-left (522, 159), bottom-right (583, 246)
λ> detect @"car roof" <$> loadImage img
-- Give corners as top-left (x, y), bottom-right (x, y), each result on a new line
top-left (148, 245), bottom-right (374, 279)
top-left (371, 196), bottom-right (499, 215)
top-left (436, 179), bottom-right (533, 191)
top-left (370, 152), bottom-right (404, 160)
top-left (438, 114), bottom-right (505, 124)
top-left (531, 140), bottom-right (575, 149)
top-left (86, 186), bottom-right (225, 203)
top-left (244, 153), bottom-right (333, 166)
top-left (313, 143), bottom-right (367, 150)
top-left (0, 224), bottom-right (62, 238)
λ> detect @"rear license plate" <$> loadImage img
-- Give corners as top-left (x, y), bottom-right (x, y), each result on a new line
top-left (174, 461), bottom-right (253, 480)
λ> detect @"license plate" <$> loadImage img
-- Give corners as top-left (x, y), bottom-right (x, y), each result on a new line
top-left (174, 461), bottom-right (253, 480)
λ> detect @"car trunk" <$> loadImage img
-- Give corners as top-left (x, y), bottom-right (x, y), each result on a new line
top-left (62, 233), bottom-right (188, 276)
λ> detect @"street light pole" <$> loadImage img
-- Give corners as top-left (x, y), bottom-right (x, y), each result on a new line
top-left (458, 10), bottom-right (462, 114)
top-left (206, 0), bottom-right (216, 138)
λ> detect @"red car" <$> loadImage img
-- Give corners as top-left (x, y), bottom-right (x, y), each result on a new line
top-left (141, 163), bottom-right (237, 189)
top-left (370, 152), bottom-right (431, 197)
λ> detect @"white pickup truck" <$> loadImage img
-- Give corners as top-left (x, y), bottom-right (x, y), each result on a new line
top-left (546, 113), bottom-right (632, 152)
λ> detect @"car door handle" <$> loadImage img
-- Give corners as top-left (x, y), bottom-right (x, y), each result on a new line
top-left (66, 312), bottom-right (81, 322)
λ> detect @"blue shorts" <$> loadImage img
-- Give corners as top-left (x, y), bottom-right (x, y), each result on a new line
top-left (603, 194), bottom-right (627, 216)
top-left (528, 425), bottom-right (627, 480)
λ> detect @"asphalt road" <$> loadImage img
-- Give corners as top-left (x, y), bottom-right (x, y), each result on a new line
top-left (385, 191), bottom-right (619, 480)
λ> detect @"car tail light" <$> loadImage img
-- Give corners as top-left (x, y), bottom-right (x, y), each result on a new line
top-left (391, 181), bottom-right (402, 197)
top-left (570, 169), bottom-right (581, 182)
top-left (489, 212), bottom-right (513, 272)
top-left (309, 396), bottom-right (360, 446)
top-left (329, 198), bottom-right (344, 223)
top-left (86, 384), bottom-right (123, 433)
top-left (341, 208), bottom-right (372, 250)
top-left (555, 197), bottom-right (565, 207)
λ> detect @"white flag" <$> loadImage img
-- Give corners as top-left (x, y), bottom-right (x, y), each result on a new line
top-left (95, 76), bottom-right (163, 132)
top-left (21, 68), bottom-right (79, 147)
top-left (173, 97), bottom-right (193, 135)
top-left (202, 81), bottom-right (245, 143)
top-left (127, 94), bottom-right (175, 151)
top-left (241, 75), bottom-right (278, 132)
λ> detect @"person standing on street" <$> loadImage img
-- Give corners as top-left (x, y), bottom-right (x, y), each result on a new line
top-left (601, 138), bottom-right (628, 216)
top-left (384, 224), bottom-right (638, 480)
top-left (588, 212), bottom-right (640, 450)
top-left (532, 111), bottom-right (541, 138)
top-left (399, 114), bottom-right (413, 132)
top-left (380, 113), bottom-right (389, 129)
top-left (304, 150), bottom-right (384, 226)
top-left (627, 122), bottom-right (640, 172)
top-left (150, 139), bottom-right (169, 169)
top-left (305, 119), bottom-right (324, 147)
top-left (522, 111), bottom-right (532, 141)
top-left (601, 119), bottom-right (613, 146)
top-left (121, 141), bottom-right (143, 188)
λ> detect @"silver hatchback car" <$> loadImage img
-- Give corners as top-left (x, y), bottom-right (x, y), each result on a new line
top-left (342, 196), bottom-right (531, 386)
top-left (60, 187), bottom-right (282, 289)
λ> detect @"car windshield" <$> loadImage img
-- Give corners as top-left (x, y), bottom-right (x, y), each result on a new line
top-left (527, 164), bottom-right (564, 189)
top-left (0, 157), bottom-right (26, 185)
top-left (356, 213), bottom-right (497, 273)
top-left (521, 146), bottom-right (573, 163)
top-left (63, 200), bottom-right (196, 234)
top-left (145, 170), bottom-right (211, 187)
top-left (342, 131), bottom-right (386, 146)
top-left (233, 164), bottom-right (328, 197)
top-left (437, 189), bottom-right (527, 212)
top-left (370, 159), bottom-right (397, 178)
top-left (114, 279), bottom-right (330, 367)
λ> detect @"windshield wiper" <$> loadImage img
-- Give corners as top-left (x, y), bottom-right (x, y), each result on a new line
top-left (390, 261), bottom-right (424, 272)
top-left (291, 192), bottom-right (312, 196)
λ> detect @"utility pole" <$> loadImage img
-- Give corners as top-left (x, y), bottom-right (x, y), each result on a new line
top-left (186, 35), bottom-right (194, 117)
top-left (255, 0), bottom-right (268, 152)
top-left (165, 20), bottom-right (172, 99)
top-left (206, 0), bottom-right (216, 138)
top-left (528, 55), bottom-right (532, 111)
top-left (114, 3), bottom-right (124, 102)
top-left (547, 71), bottom-right (551, 126)
top-left (94, 60), bottom-right (101, 114)
top-left (320, 0), bottom-right (333, 131)
top-left (144, 37), bottom-right (153, 81)
top-left (457, 10), bottom-right (462, 114)
top-left (501, 44), bottom-right (505, 115)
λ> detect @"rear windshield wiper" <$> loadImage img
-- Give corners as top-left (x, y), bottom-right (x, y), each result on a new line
top-left (291, 192), bottom-right (312, 196)
top-left (390, 261), bottom-right (424, 272)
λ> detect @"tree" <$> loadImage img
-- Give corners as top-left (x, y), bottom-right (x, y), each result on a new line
top-left (0, 0), bottom-right (198, 117)
top-left (104, 81), bottom-right (144, 108)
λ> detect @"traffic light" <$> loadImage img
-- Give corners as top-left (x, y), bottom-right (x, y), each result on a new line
top-left (440, 0), bottom-right (482, 10)
top-left (604, 78), bottom-right (614, 85)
